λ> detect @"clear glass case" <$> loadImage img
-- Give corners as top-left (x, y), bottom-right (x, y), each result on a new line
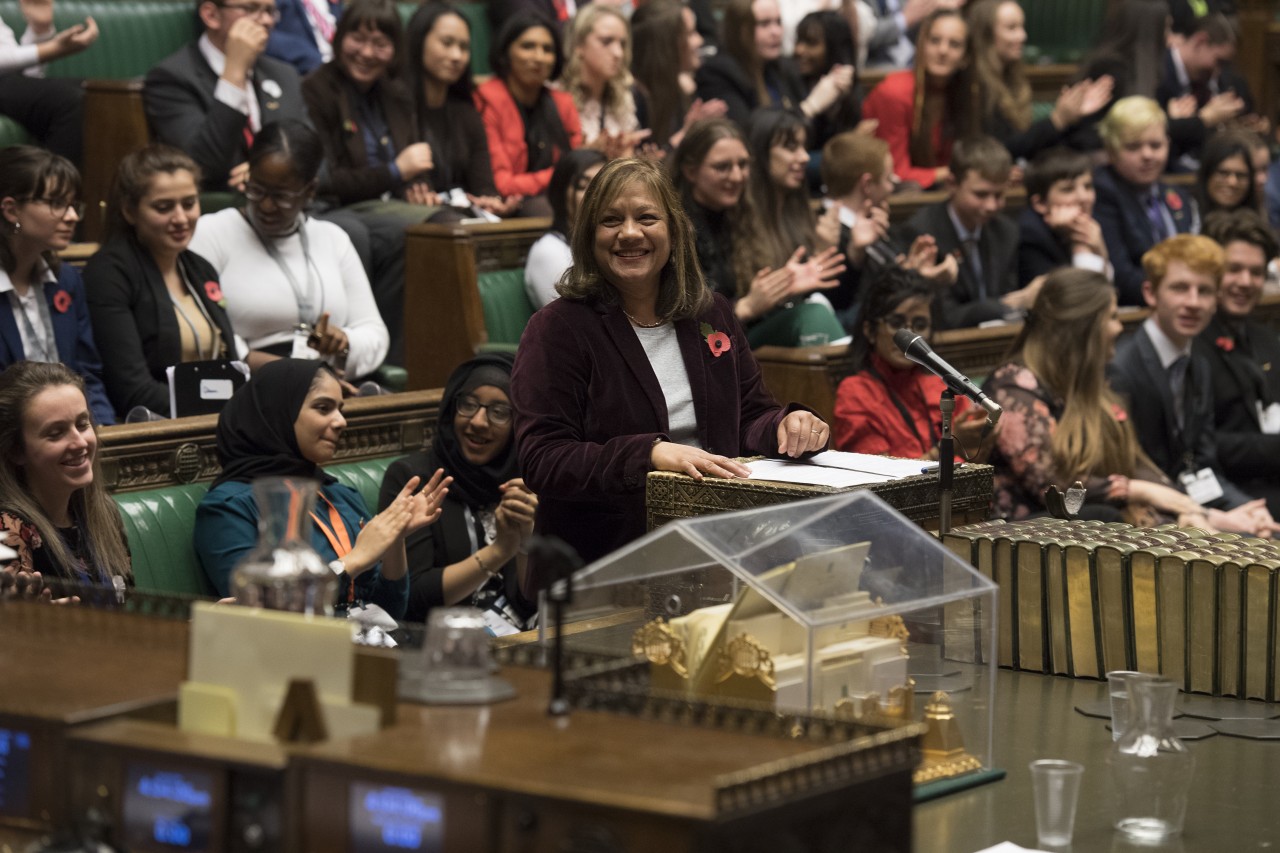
top-left (539, 491), bottom-right (999, 777)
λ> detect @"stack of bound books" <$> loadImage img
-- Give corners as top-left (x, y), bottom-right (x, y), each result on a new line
top-left (943, 519), bottom-right (1280, 699)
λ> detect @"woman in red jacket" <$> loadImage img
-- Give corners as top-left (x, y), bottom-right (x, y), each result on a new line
top-left (474, 11), bottom-right (582, 210)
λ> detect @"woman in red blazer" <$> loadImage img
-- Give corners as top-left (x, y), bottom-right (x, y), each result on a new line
top-left (474, 12), bottom-right (583, 203)
top-left (510, 159), bottom-right (829, 590)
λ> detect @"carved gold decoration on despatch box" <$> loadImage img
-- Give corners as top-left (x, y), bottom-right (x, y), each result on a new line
top-left (714, 634), bottom-right (777, 691)
top-left (632, 619), bottom-right (689, 678)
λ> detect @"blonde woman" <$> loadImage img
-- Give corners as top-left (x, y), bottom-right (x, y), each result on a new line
top-left (561, 5), bottom-right (646, 156)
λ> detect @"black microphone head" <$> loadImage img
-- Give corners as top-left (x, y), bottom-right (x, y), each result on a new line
top-left (892, 328), bottom-right (921, 353)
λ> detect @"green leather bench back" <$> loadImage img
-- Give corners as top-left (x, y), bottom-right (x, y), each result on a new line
top-left (478, 268), bottom-right (535, 348)
top-left (1019, 0), bottom-right (1107, 64)
top-left (114, 455), bottom-right (397, 596)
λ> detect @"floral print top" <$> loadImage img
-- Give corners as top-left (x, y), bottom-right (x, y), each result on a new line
top-left (0, 511), bottom-right (107, 584)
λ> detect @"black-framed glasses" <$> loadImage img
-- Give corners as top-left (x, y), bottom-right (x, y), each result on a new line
top-left (243, 182), bottom-right (310, 211)
top-left (881, 314), bottom-right (931, 335)
top-left (24, 197), bottom-right (84, 219)
top-left (456, 396), bottom-right (513, 425)
top-left (217, 1), bottom-right (281, 20)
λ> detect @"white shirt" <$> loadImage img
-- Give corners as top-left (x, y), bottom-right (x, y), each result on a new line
top-left (189, 209), bottom-right (389, 378)
top-left (1143, 315), bottom-right (1193, 371)
top-left (198, 33), bottom-right (262, 133)
top-left (0, 18), bottom-right (51, 77)
top-left (0, 260), bottom-right (58, 362)
top-left (631, 322), bottom-right (700, 448)
top-left (524, 232), bottom-right (572, 309)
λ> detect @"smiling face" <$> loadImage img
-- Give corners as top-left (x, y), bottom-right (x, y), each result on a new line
top-left (949, 170), bottom-right (1006, 231)
top-left (867, 296), bottom-right (932, 371)
top-left (680, 7), bottom-right (703, 72)
top-left (752, 0), bottom-right (783, 61)
top-left (453, 385), bottom-right (513, 466)
top-left (768, 129), bottom-right (809, 191)
top-left (339, 21), bottom-right (396, 89)
top-left (594, 180), bottom-right (671, 298)
top-left (1143, 260), bottom-right (1218, 347)
top-left (688, 137), bottom-right (750, 211)
top-left (793, 29), bottom-right (827, 78)
top-left (1218, 239), bottom-right (1267, 319)
top-left (18, 384), bottom-right (96, 512)
top-left (1206, 153), bottom-right (1251, 210)
top-left (577, 13), bottom-right (627, 84)
top-left (1109, 123), bottom-right (1169, 188)
top-left (246, 153), bottom-right (314, 238)
top-left (293, 371), bottom-right (346, 466)
top-left (920, 15), bottom-right (967, 80)
top-left (992, 1), bottom-right (1026, 65)
top-left (422, 12), bottom-right (470, 86)
top-left (507, 25), bottom-right (556, 92)
top-left (1031, 171), bottom-right (1096, 218)
top-left (126, 169), bottom-right (200, 259)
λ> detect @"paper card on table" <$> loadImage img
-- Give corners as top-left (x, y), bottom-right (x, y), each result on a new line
top-left (746, 459), bottom-right (892, 488)
top-left (806, 450), bottom-right (928, 478)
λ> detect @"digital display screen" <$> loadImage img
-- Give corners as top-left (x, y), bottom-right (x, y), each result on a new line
top-left (0, 728), bottom-right (32, 819)
top-left (349, 783), bottom-right (444, 851)
top-left (122, 765), bottom-right (217, 851)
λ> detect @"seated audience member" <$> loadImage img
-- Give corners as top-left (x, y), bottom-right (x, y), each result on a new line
top-left (1093, 97), bottom-right (1199, 307)
top-left (833, 266), bottom-right (987, 459)
top-left (561, 6), bottom-right (646, 156)
top-left (406, 3), bottom-right (517, 218)
top-left (1243, 132), bottom-right (1271, 218)
top-left (0, 0), bottom-right (96, 165)
top-left (84, 146), bottom-right (241, 420)
top-left (793, 11), bottom-right (863, 154)
top-left (986, 268), bottom-right (1207, 525)
top-left (1018, 147), bottom-right (1110, 286)
top-left (1156, 12), bottom-right (1254, 130)
top-left (265, 0), bottom-right (336, 76)
top-left (863, 0), bottom-right (942, 69)
top-left (899, 136), bottom-right (1040, 329)
top-left (190, 120), bottom-right (390, 381)
top-left (474, 12), bottom-right (582, 209)
top-left (0, 147), bottom-right (112, 424)
top-left (781, 0), bottom-right (874, 60)
top-left (965, 0), bottom-right (1113, 163)
top-left (1195, 210), bottom-right (1280, 516)
top-left (630, 0), bottom-right (726, 152)
top-left (672, 118), bottom-right (846, 348)
top-left (379, 353), bottom-right (536, 628)
top-left (524, 149), bottom-right (606, 309)
top-left (195, 359), bottom-right (448, 611)
top-left (862, 8), bottom-right (971, 189)
top-left (511, 158), bottom-right (830, 587)
top-left (1110, 235), bottom-right (1277, 535)
top-left (695, 0), bottom-right (848, 131)
top-left (1195, 131), bottom-right (1259, 218)
top-left (0, 362), bottom-right (131, 593)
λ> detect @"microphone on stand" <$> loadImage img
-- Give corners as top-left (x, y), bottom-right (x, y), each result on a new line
top-left (892, 329), bottom-right (1003, 423)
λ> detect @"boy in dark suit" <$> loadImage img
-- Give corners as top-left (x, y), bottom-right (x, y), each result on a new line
top-left (899, 136), bottom-right (1039, 330)
top-left (1110, 234), bottom-right (1277, 535)
top-left (1195, 209), bottom-right (1280, 516)
top-left (1093, 96), bottom-right (1199, 307)
top-left (1017, 147), bottom-right (1111, 286)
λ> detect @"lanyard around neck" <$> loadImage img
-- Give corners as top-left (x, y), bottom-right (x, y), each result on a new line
top-left (242, 210), bottom-right (323, 325)
top-left (8, 282), bottom-right (57, 363)
top-left (311, 492), bottom-right (357, 605)
top-left (867, 364), bottom-right (937, 454)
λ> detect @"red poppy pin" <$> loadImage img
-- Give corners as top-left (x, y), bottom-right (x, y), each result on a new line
top-left (700, 322), bottom-right (731, 358)
top-left (203, 280), bottom-right (225, 306)
top-left (1110, 402), bottom-right (1128, 423)
top-left (1216, 336), bottom-right (1235, 352)
top-left (52, 290), bottom-right (71, 314)
top-left (1165, 189), bottom-right (1183, 212)
top-left (342, 119), bottom-right (358, 135)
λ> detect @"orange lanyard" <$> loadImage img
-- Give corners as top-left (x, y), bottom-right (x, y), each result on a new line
top-left (310, 493), bottom-right (357, 603)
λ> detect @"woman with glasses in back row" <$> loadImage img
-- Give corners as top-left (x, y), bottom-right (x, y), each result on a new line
top-left (189, 119), bottom-right (390, 382)
top-left (0, 146), bottom-right (114, 424)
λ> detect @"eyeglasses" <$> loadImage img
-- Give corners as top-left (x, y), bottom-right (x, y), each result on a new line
top-left (243, 182), bottom-right (310, 211)
top-left (456, 396), bottom-right (513, 425)
top-left (218, 2), bottom-right (281, 21)
top-left (1212, 167), bottom-right (1250, 183)
top-left (23, 197), bottom-right (84, 219)
top-left (881, 314), bottom-right (931, 335)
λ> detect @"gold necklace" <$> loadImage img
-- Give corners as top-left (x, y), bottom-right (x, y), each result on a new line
top-left (622, 309), bottom-right (665, 328)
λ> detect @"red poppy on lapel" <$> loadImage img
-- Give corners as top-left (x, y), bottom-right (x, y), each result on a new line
top-left (1110, 402), bottom-right (1128, 422)
top-left (1216, 336), bottom-right (1235, 352)
top-left (52, 290), bottom-right (71, 313)
top-left (342, 119), bottom-right (358, 135)
top-left (1165, 189), bottom-right (1182, 212)
top-left (204, 280), bottom-right (225, 305)
top-left (700, 322), bottom-right (731, 358)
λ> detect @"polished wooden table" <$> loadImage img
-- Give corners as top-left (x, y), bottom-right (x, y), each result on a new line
top-left (916, 669), bottom-right (1280, 851)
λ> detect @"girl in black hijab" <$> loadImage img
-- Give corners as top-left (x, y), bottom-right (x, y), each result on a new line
top-left (379, 353), bottom-right (537, 628)
top-left (195, 358), bottom-right (448, 616)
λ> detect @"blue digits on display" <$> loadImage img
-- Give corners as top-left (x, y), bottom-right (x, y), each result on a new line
top-left (154, 817), bottom-right (193, 847)
top-left (381, 823), bottom-right (423, 849)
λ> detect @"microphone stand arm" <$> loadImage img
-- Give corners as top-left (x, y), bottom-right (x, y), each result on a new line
top-left (938, 389), bottom-right (955, 535)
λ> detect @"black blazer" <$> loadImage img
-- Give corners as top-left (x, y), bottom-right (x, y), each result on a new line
top-left (83, 236), bottom-right (237, 418)
top-left (1092, 165), bottom-right (1199, 306)
top-left (1016, 206), bottom-right (1073, 286)
top-left (1110, 324), bottom-right (1251, 509)
top-left (144, 43), bottom-right (311, 189)
top-left (694, 53), bottom-right (806, 130)
top-left (1155, 48), bottom-right (1254, 117)
top-left (1194, 315), bottom-right (1280, 512)
top-left (898, 201), bottom-right (1020, 329)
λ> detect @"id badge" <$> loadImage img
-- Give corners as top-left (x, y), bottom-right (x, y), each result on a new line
top-left (290, 324), bottom-right (319, 359)
top-left (1180, 467), bottom-right (1225, 506)
top-left (1258, 401), bottom-right (1280, 435)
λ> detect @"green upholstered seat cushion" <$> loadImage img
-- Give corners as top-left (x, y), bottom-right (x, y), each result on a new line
top-left (114, 456), bottom-right (397, 595)
top-left (478, 268), bottom-right (535, 347)
top-left (0, 0), bottom-right (196, 80)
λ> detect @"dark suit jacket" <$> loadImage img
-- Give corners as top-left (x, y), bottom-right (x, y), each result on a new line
top-left (302, 62), bottom-right (418, 206)
top-left (1155, 48), bottom-right (1254, 116)
top-left (1110, 324), bottom-right (1250, 509)
top-left (694, 53), bottom-right (806, 131)
top-left (264, 0), bottom-right (334, 76)
top-left (511, 293), bottom-right (809, 590)
top-left (0, 264), bottom-right (113, 425)
top-left (898, 201), bottom-right (1020, 329)
top-left (1195, 315), bottom-right (1280, 513)
top-left (1016, 206), bottom-right (1072, 286)
top-left (1093, 165), bottom-right (1199, 306)
top-left (144, 42), bottom-right (310, 189)
top-left (83, 236), bottom-right (237, 419)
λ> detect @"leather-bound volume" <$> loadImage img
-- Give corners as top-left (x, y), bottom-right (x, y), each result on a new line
top-left (1063, 541), bottom-right (1103, 679)
top-left (1187, 554), bottom-right (1227, 695)
top-left (1156, 551), bottom-right (1197, 691)
top-left (1014, 536), bottom-right (1052, 672)
top-left (1095, 540), bottom-right (1138, 674)
top-left (1129, 546), bottom-right (1172, 674)
top-left (992, 536), bottom-right (1016, 668)
top-left (1243, 557), bottom-right (1279, 701)
top-left (1043, 538), bottom-right (1077, 676)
